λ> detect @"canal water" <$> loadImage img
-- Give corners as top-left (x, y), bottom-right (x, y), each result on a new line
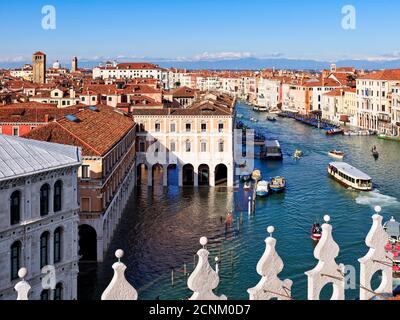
top-left (78, 101), bottom-right (400, 300)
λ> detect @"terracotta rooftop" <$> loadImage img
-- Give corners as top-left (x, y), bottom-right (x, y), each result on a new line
top-left (24, 104), bottom-right (135, 156)
top-left (357, 69), bottom-right (400, 81)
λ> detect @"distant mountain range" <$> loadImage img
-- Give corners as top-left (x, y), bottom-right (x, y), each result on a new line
top-left (2, 57), bottom-right (400, 71)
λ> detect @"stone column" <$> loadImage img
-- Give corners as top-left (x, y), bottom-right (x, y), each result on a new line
top-left (147, 166), bottom-right (153, 187)
top-left (178, 165), bottom-right (183, 187)
top-left (163, 166), bottom-right (168, 187)
top-left (227, 164), bottom-right (234, 187)
top-left (209, 165), bottom-right (215, 187)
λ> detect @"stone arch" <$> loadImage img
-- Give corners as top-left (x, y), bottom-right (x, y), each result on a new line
top-left (152, 164), bottom-right (164, 186)
top-left (182, 164), bottom-right (194, 186)
top-left (198, 164), bottom-right (210, 186)
top-left (215, 164), bottom-right (228, 186)
top-left (136, 163), bottom-right (148, 185)
top-left (167, 164), bottom-right (179, 186)
top-left (78, 224), bottom-right (97, 262)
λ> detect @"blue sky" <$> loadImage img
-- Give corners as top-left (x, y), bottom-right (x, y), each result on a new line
top-left (1, 0), bottom-right (399, 63)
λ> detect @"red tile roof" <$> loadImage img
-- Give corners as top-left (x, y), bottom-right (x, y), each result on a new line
top-left (357, 69), bottom-right (400, 81)
top-left (24, 104), bottom-right (135, 156)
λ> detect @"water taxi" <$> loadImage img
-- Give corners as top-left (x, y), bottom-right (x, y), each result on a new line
top-left (250, 117), bottom-right (258, 122)
top-left (267, 116), bottom-right (277, 122)
top-left (269, 177), bottom-right (286, 193)
top-left (378, 134), bottom-right (400, 142)
top-left (326, 128), bottom-right (344, 136)
top-left (328, 150), bottom-right (345, 160)
top-left (256, 181), bottom-right (270, 197)
top-left (327, 162), bottom-right (373, 191)
top-left (263, 140), bottom-right (283, 160)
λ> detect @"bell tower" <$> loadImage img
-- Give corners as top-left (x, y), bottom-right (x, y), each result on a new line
top-left (32, 51), bottom-right (46, 83)
top-left (71, 56), bottom-right (78, 73)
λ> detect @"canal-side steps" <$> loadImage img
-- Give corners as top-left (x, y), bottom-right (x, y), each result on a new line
top-left (14, 207), bottom-right (395, 300)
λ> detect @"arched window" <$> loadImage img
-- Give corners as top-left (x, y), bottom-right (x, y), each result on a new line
top-left (10, 241), bottom-right (21, 281)
top-left (218, 140), bottom-right (224, 152)
top-left (40, 184), bottom-right (50, 216)
top-left (54, 181), bottom-right (62, 212)
top-left (54, 283), bottom-right (63, 300)
top-left (40, 290), bottom-right (50, 300)
top-left (10, 191), bottom-right (21, 225)
top-left (54, 227), bottom-right (62, 264)
top-left (40, 232), bottom-right (50, 268)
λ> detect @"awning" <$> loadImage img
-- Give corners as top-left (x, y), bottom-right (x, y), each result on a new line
top-left (340, 115), bottom-right (350, 123)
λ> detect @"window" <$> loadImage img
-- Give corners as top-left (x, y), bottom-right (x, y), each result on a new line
top-left (10, 191), bottom-right (21, 225)
top-left (170, 141), bottom-right (176, 152)
top-left (201, 123), bottom-right (207, 132)
top-left (218, 140), bottom-right (224, 152)
top-left (41, 290), bottom-right (50, 300)
top-left (40, 232), bottom-right (50, 269)
top-left (54, 227), bottom-right (62, 264)
top-left (185, 140), bottom-right (191, 152)
top-left (185, 123), bottom-right (191, 132)
top-left (201, 141), bottom-right (207, 152)
top-left (170, 123), bottom-right (176, 132)
top-left (139, 141), bottom-right (146, 152)
top-left (54, 283), bottom-right (63, 300)
top-left (12, 127), bottom-right (19, 136)
top-left (155, 123), bottom-right (161, 132)
top-left (218, 123), bottom-right (224, 132)
top-left (81, 165), bottom-right (90, 179)
top-left (10, 241), bottom-right (21, 281)
top-left (40, 184), bottom-right (50, 216)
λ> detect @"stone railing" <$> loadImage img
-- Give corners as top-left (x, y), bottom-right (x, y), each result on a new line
top-left (13, 206), bottom-right (394, 300)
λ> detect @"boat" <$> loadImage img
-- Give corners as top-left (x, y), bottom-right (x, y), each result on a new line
top-left (327, 162), bottom-right (373, 191)
top-left (326, 128), bottom-right (344, 136)
top-left (311, 222), bottom-right (322, 241)
top-left (250, 117), bottom-right (258, 122)
top-left (328, 150), bottom-right (345, 160)
top-left (251, 169), bottom-right (262, 181)
top-left (263, 140), bottom-right (283, 160)
top-left (269, 107), bottom-right (281, 114)
top-left (372, 146), bottom-right (379, 159)
top-left (267, 116), bottom-right (277, 122)
top-left (293, 149), bottom-right (303, 160)
top-left (258, 106), bottom-right (268, 112)
top-left (256, 180), bottom-right (270, 197)
top-left (237, 114), bottom-right (244, 119)
top-left (378, 134), bottom-right (400, 142)
top-left (243, 181), bottom-right (251, 190)
top-left (269, 177), bottom-right (286, 193)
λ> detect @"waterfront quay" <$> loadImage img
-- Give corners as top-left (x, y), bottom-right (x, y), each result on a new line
top-left (78, 101), bottom-right (400, 300)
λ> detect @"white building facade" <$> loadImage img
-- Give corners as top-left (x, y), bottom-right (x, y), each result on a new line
top-left (0, 136), bottom-right (81, 300)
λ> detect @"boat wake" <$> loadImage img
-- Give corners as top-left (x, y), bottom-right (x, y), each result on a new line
top-left (355, 190), bottom-right (400, 208)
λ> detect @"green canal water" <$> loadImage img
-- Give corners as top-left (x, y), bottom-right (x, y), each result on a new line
top-left (79, 101), bottom-right (400, 300)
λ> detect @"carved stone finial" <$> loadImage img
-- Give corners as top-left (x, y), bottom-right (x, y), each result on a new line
top-left (101, 250), bottom-right (138, 300)
top-left (248, 227), bottom-right (293, 300)
top-left (359, 212), bottom-right (393, 300)
top-left (14, 268), bottom-right (31, 300)
top-left (187, 237), bottom-right (227, 300)
top-left (305, 219), bottom-right (345, 300)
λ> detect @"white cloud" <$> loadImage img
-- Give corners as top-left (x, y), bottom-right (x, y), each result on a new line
top-left (0, 55), bottom-right (29, 63)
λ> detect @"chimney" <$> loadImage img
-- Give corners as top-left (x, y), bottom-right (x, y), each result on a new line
top-left (69, 88), bottom-right (75, 99)
top-left (44, 114), bottom-right (49, 123)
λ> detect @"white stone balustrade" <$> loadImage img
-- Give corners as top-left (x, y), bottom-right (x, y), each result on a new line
top-left (187, 237), bottom-right (227, 300)
top-left (248, 226), bottom-right (293, 300)
top-left (359, 206), bottom-right (393, 300)
top-left (101, 249), bottom-right (138, 300)
top-left (305, 215), bottom-right (346, 300)
top-left (13, 209), bottom-right (396, 301)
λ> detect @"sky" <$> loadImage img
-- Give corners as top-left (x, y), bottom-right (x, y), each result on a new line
top-left (1, 0), bottom-right (400, 64)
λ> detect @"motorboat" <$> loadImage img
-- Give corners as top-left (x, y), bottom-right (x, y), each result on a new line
top-left (250, 117), bottom-right (258, 122)
top-left (256, 180), bottom-right (270, 197)
top-left (269, 107), bottom-right (281, 114)
top-left (293, 149), bottom-right (303, 160)
top-left (328, 150), bottom-right (345, 160)
top-left (269, 177), bottom-right (286, 193)
top-left (378, 134), bottom-right (400, 142)
top-left (258, 106), bottom-right (268, 112)
top-left (243, 181), bottom-right (251, 190)
top-left (327, 162), bottom-right (373, 191)
top-left (251, 170), bottom-right (262, 181)
top-left (267, 116), bottom-right (277, 122)
top-left (237, 114), bottom-right (244, 119)
top-left (326, 128), bottom-right (344, 136)
top-left (311, 222), bottom-right (322, 241)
